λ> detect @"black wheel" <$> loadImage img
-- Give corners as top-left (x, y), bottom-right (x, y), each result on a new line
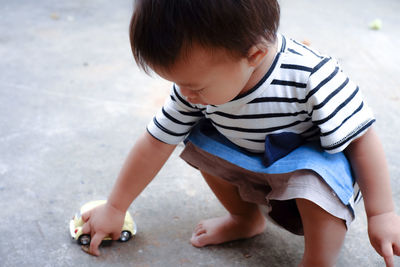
top-left (78, 234), bottom-right (91, 245)
top-left (119, 231), bottom-right (131, 242)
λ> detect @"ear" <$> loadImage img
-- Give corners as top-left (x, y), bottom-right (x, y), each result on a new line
top-left (247, 45), bottom-right (269, 67)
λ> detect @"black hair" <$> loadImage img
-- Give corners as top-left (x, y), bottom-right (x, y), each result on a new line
top-left (130, 0), bottom-right (280, 72)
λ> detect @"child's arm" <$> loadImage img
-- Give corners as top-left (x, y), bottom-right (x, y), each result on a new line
top-left (81, 131), bottom-right (176, 256)
top-left (346, 127), bottom-right (400, 267)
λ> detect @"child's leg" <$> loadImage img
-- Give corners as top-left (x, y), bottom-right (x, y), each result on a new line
top-left (191, 170), bottom-right (266, 247)
top-left (296, 198), bottom-right (347, 267)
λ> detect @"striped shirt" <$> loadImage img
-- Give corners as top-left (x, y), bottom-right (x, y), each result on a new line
top-left (147, 34), bottom-right (375, 154)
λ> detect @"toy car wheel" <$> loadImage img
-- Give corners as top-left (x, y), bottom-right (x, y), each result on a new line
top-left (78, 234), bottom-right (91, 245)
top-left (119, 231), bottom-right (131, 242)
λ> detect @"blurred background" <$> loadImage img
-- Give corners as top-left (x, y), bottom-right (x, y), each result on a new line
top-left (0, 0), bottom-right (399, 266)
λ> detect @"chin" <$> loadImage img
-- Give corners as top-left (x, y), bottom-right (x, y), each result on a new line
top-left (188, 99), bottom-right (207, 105)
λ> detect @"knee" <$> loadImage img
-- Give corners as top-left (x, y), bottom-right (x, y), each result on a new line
top-left (296, 198), bottom-right (346, 267)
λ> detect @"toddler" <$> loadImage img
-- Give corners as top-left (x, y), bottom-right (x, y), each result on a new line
top-left (81, 1), bottom-right (400, 266)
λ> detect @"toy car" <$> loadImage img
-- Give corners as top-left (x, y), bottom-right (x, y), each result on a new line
top-left (70, 200), bottom-right (137, 245)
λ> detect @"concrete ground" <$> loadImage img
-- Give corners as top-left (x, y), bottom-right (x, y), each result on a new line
top-left (1, 0), bottom-right (399, 266)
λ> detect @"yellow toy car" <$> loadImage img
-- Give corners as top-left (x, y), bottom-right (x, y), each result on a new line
top-left (70, 200), bottom-right (137, 245)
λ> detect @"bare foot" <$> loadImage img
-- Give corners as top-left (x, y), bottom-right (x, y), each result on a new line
top-left (190, 212), bottom-right (266, 247)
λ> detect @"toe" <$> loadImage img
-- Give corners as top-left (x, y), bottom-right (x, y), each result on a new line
top-left (194, 228), bottom-right (206, 236)
top-left (190, 232), bottom-right (208, 248)
top-left (194, 222), bottom-right (204, 232)
top-left (193, 222), bottom-right (206, 235)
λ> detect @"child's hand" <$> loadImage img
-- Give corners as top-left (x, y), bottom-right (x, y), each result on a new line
top-left (81, 202), bottom-right (126, 256)
top-left (368, 211), bottom-right (400, 267)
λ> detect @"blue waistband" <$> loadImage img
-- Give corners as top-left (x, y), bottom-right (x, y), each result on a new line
top-left (185, 120), bottom-right (356, 205)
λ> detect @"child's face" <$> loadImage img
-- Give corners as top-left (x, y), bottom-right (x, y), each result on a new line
top-left (153, 44), bottom-right (259, 106)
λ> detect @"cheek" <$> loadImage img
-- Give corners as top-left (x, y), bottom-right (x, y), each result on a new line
top-left (202, 62), bottom-right (253, 105)
top-left (221, 65), bottom-right (252, 92)
top-left (204, 76), bottom-right (248, 104)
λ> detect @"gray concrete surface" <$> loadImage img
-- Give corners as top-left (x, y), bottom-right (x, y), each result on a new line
top-left (1, 0), bottom-right (399, 266)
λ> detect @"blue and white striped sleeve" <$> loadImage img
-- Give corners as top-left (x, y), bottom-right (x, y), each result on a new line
top-left (306, 57), bottom-right (375, 153)
top-left (147, 85), bottom-right (204, 144)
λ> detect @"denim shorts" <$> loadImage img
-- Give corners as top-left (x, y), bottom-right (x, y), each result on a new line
top-left (180, 120), bottom-right (358, 235)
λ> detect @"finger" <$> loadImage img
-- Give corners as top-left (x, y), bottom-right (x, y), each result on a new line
top-left (393, 243), bottom-right (400, 256)
top-left (89, 232), bottom-right (106, 256)
top-left (81, 210), bottom-right (91, 222)
top-left (381, 243), bottom-right (394, 267)
top-left (81, 221), bottom-right (91, 234)
top-left (384, 255), bottom-right (394, 267)
top-left (111, 231), bottom-right (121, 241)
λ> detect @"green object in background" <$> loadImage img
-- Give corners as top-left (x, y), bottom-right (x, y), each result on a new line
top-left (369, 19), bottom-right (383, 30)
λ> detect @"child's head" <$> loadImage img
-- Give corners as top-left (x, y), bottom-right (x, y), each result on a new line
top-left (129, 0), bottom-right (280, 105)
top-left (130, 0), bottom-right (280, 72)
